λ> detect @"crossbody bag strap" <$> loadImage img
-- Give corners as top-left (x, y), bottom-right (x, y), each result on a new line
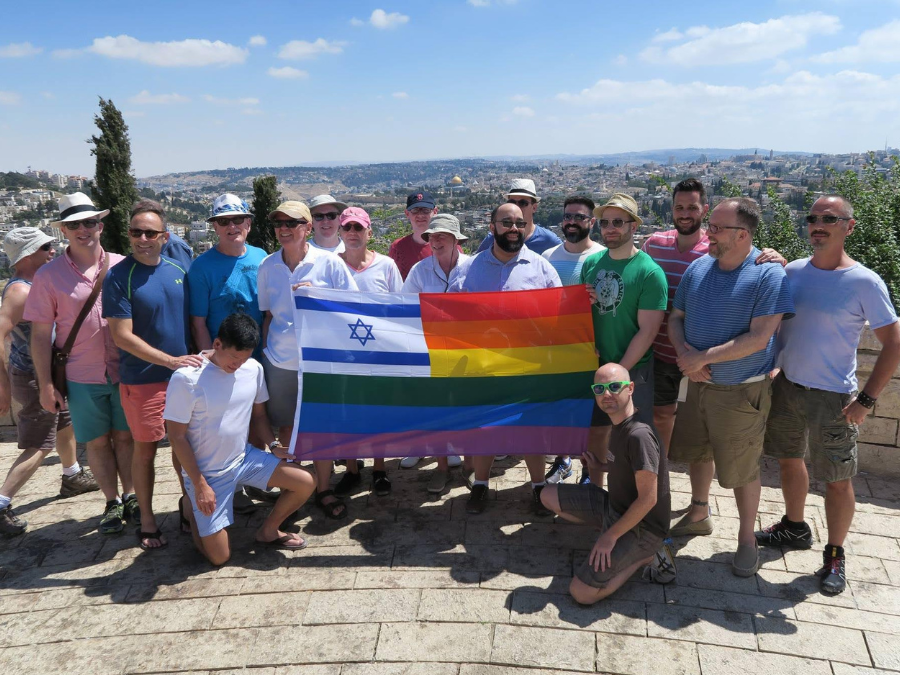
top-left (59, 253), bottom-right (110, 356)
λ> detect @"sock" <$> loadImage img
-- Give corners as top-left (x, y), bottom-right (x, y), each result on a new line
top-left (784, 515), bottom-right (806, 528)
top-left (0, 494), bottom-right (11, 509)
top-left (826, 544), bottom-right (845, 558)
top-left (122, 493), bottom-right (135, 502)
top-left (472, 479), bottom-right (489, 487)
top-left (532, 481), bottom-right (546, 489)
top-left (62, 462), bottom-right (81, 477)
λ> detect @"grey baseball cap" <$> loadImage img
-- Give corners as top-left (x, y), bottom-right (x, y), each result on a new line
top-left (308, 194), bottom-right (348, 212)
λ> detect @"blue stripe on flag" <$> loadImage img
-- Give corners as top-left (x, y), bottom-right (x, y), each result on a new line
top-left (302, 348), bottom-right (430, 366)
top-left (295, 295), bottom-right (421, 318)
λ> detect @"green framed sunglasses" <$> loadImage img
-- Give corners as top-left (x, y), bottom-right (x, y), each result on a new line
top-left (590, 381), bottom-right (632, 395)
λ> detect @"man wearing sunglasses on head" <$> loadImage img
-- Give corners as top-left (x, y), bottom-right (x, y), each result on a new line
top-left (476, 179), bottom-right (561, 255)
top-left (757, 195), bottom-right (900, 595)
top-left (25, 192), bottom-right (136, 535)
top-left (307, 194), bottom-right (348, 254)
top-left (102, 199), bottom-right (202, 550)
top-left (540, 363), bottom-right (671, 605)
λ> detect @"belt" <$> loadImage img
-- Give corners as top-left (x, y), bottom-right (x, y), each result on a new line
top-left (741, 374), bottom-right (767, 384)
top-left (786, 377), bottom-right (828, 393)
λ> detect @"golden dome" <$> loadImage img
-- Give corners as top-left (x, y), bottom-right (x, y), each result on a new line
top-left (450, 176), bottom-right (463, 185)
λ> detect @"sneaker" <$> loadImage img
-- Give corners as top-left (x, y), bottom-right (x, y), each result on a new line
top-left (399, 456), bottom-right (422, 469)
top-left (578, 470), bottom-right (591, 486)
top-left (0, 505), bottom-right (27, 537)
top-left (532, 485), bottom-right (552, 517)
top-left (645, 537), bottom-right (677, 584)
top-left (545, 456), bottom-right (573, 484)
top-left (817, 545), bottom-right (847, 595)
top-left (755, 515), bottom-right (813, 550)
top-left (464, 469), bottom-right (475, 490)
top-left (467, 484), bottom-right (489, 514)
top-left (233, 489), bottom-right (256, 514)
top-left (244, 485), bottom-right (280, 503)
top-left (427, 470), bottom-right (450, 495)
top-left (372, 471), bottom-right (392, 497)
top-left (495, 455), bottom-right (509, 461)
top-left (99, 500), bottom-right (125, 535)
top-left (670, 512), bottom-right (714, 537)
top-left (732, 541), bottom-right (760, 577)
top-left (59, 468), bottom-right (100, 498)
top-left (447, 455), bottom-right (463, 468)
top-left (122, 495), bottom-right (141, 525)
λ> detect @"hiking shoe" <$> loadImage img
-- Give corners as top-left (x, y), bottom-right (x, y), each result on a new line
top-left (545, 456), bottom-right (573, 484)
top-left (244, 485), bottom-right (280, 503)
top-left (467, 484), bottom-right (489, 514)
top-left (645, 537), bottom-right (677, 584)
top-left (732, 541), bottom-right (760, 577)
top-left (817, 545), bottom-right (847, 595)
top-left (532, 485), bottom-right (552, 517)
top-left (427, 470), bottom-right (450, 495)
top-left (373, 471), bottom-right (392, 497)
top-left (578, 470), bottom-right (591, 486)
top-left (59, 468), bottom-right (100, 498)
top-left (233, 489), bottom-right (256, 514)
top-left (399, 456), bottom-right (422, 469)
top-left (99, 501), bottom-right (125, 535)
top-left (122, 495), bottom-right (141, 525)
top-left (0, 505), bottom-right (27, 537)
top-left (670, 512), bottom-right (714, 537)
top-left (756, 515), bottom-right (813, 549)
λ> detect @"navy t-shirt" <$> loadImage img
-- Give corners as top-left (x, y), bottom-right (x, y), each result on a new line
top-left (102, 255), bottom-right (191, 385)
top-left (160, 232), bottom-right (194, 271)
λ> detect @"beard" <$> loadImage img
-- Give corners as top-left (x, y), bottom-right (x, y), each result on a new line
top-left (495, 230), bottom-right (524, 253)
top-left (601, 231), bottom-right (630, 249)
top-left (563, 224), bottom-right (590, 243)
top-left (674, 218), bottom-right (703, 236)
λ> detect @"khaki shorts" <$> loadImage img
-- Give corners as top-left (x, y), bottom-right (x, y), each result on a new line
top-left (763, 374), bottom-right (858, 483)
top-left (669, 377), bottom-right (771, 489)
top-left (9, 365), bottom-right (71, 451)
top-left (557, 483), bottom-right (662, 589)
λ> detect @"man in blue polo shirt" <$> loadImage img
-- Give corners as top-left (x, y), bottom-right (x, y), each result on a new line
top-left (667, 197), bottom-right (794, 578)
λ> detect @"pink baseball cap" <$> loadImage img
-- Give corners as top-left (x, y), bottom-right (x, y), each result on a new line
top-left (340, 206), bottom-right (371, 228)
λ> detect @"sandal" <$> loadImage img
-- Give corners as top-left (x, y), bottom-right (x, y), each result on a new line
top-left (314, 489), bottom-right (347, 520)
top-left (257, 533), bottom-right (308, 550)
top-left (137, 528), bottom-right (168, 550)
top-left (372, 471), bottom-right (392, 497)
top-left (177, 496), bottom-right (191, 535)
top-left (334, 470), bottom-right (362, 496)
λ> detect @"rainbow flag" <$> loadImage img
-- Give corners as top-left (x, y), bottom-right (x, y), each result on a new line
top-left (289, 286), bottom-right (597, 460)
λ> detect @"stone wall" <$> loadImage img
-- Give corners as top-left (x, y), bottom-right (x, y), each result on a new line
top-left (856, 327), bottom-right (900, 477)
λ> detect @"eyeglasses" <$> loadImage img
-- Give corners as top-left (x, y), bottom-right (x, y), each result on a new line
top-left (63, 219), bottom-right (101, 231)
top-left (563, 213), bottom-right (591, 223)
top-left (408, 207), bottom-right (432, 216)
top-left (591, 381), bottom-right (632, 395)
top-left (270, 218), bottom-right (308, 229)
top-left (805, 215), bottom-right (851, 225)
top-left (598, 218), bottom-right (634, 229)
top-left (340, 223), bottom-right (367, 232)
top-left (494, 219), bottom-right (527, 229)
top-left (707, 223), bottom-right (747, 235)
top-left (312, 212), bottom-right (340, 222)
top-left (507, 198), bottom-right (533, 208)
top-left (39, 243), bottom-right (53, 251)
top-left (213, 216), bottom-right (249, 227)
top-left (128, 228), bottom-right (165, 240)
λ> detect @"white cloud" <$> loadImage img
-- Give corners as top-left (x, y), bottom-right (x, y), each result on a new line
top-left (468, 0), bottom-right (519, 6)
top-left (0, 91), bottom-right (21, 105)
top-left (512, 106), bottom-right (535, 117)
top-left (267, 66), bottom-right (309, 79)
top-left (87, 35), bottom-right (248, 67)
top-left (129, 90), bottom-right (190, 105)
top-left (813, 20), bottom-right (900, 63)
top-left (350, 18), bottom-right (365, 26)
top-left (0, 42), bottom-right (42, 58)
top-left (122, 110), bottom-right (146, 118)
top-left (392, 91), bottom-right (409, 99)
top-left (50, 48), bottom-right (82, 59)
top-left (204, 95), bottom-right (260, 105)
top-left (651, 29), bottom-right (683, 43)
top-left (370, 9), bottom-right (410, 29)
top-left (640, 13), bottom-right (841, 66)
top-left (613, 54), bottom-right (628, 66)
top-left (278, 38), bottom-right (346, 60)
top-left (510, 94), bottom-right (530, 102)
top-left (41, 91), bottom-right (55, 100)
top-left (248, 35), bottom-right (267, 47)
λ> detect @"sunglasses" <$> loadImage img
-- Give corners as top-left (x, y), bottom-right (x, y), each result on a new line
top-left (313, 212), bottom-right (340, 222)
top-left (563, 213), bottom-right (591, 223)
top-left (507, 198), bottom-right (533, 208)
top-left (495, 219), bottom-right (526, 229)
top-left (213, 216), bottom-right (249, 226)
top-left (128, 228), bottom-right (166, 240)
top-left (590, 381), bottom-right (632, 395)
top-left (598, 219), bottom-right (634, 229)
top-left (805, 215), bottom-right (851, 225)
top-left (270, 218), bottom-right (308, 229)
top-left (340, 223), bottom-right (367, 232)
top-left (63, 219), bottom-right (101, 231)
top-left (39, 243), bottom-right (53, 251)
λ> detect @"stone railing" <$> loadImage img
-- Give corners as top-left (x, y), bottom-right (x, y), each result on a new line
top-left (855, 327), bottom-right (900, 477)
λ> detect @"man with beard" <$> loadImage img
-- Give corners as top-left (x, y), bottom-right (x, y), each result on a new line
top-left (757, 196), bottom-right (899, 595)
top-left (451, 202), bottom-right (562, 515)
top-left (477, 179), bottom-right (561, 255)
top-left (668, 198), bottom-right (793, 577)
top-left (580, 194), bottom-right (667, 483)
top-left (542, 196), bottom-right (605, 484)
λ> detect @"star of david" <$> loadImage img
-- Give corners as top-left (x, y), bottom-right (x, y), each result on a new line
top-left (348, 318), bottom-right (375, 346)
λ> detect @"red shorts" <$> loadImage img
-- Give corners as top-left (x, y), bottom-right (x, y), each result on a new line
top-left (120, 382), bottom-right (168, 443)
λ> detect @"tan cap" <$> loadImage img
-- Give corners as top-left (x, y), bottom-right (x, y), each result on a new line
top-left (594, 193), bottom-right (642, 226)
top-left (268, 201), bottom-right (312, 222)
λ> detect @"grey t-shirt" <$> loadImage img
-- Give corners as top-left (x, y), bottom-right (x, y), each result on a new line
top-left (608, 414), bottom-right (670, 538)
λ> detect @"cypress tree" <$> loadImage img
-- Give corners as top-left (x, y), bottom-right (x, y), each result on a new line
top-left (248, 175), bottom-right (280, 253)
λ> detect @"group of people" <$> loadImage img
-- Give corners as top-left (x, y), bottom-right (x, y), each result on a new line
top-left (0, 175), bottom-right (895, 606)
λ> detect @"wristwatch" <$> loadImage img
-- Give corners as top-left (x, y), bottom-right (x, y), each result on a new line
top-left (856, 391), bottom-right (877, 409)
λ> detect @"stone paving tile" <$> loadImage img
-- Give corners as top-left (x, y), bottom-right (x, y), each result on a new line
top-left (252, 624), bottom-right (379, 665)
top-left (417, 588), bottom-right (511, 622)
top-left (276, 667), bottom-right (341, 675)
top-left (884, 559), bottom-right (900, 585)
top-left (477, 572), bottom-right (570, 594)
top-left (460, 667), bottom-right (578, 675)
top-left (756, 568), bottom-right (859, 608)
top-left (212, 591), bottom-right (311, 628)
top-left (596, 633), bottom-right (700, 675)
top-left (673, 534), bottom-right (787, 571)
top-left (125, 577), bottom-right (246, 603)
top-left (782, 549), bottom-right (889, 583)
top-left (241, 571), bottom-right (357, 594)
top-left (831, 665), bottom-right (900, 675)
top-left (845, 533), bottom-right (900, 561)
top-left (343, 663), bottom-right (458, 675)
top-left (850, 511), bottom-right (900, 537)
top-left (126, 627), bottom-right (260, 672)
top-left (510, 590), bottom-right (646, 636)
top-left (0, 607), bottom-right (59, 648)
top-left (647, 603), bottom-right (757, 649)
top-left (672, 558), bottom-right (762, 594)
top-left (0, 635), bottom-right (132, 675)
top-left (356, 570), bottom-right (480, 589)
top-left (663, 585), bottom-right (796, 619)
top-left (505, 545), bottom-right (572, 576)
top-left (290, 545), bottom-right (395, 571)
top-left (866, 631), bottom-right (900, 671)
top-left (793, 602), bottom-right (900, 634)
top-left (755, 616), bottom-right (870, 666)
top-left (303, 589), bottom-right (421, 624)
top-left (376, 622), bottom-right (491, 663)
top-left (696, 644), bottom-right (832, 675)
top-left (392, 544), bottom-right (508, 572)
top-left (490, 624), bottom-right (595, 672)
top-left (463, 522), bottom-right (524, 546)
top-left (850, 580), bottom-right (900, 614)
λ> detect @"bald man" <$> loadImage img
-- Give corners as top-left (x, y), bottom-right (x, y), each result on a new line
top-left (541, 363), bottom-right (671, 604)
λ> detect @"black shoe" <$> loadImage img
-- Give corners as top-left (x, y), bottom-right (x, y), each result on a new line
top-left (244, 485), bottom-right (280, 503)
top-left (233, 489), bottom-right (256, 514)
top-left (817, 545), bottom-right (846, 595)
top-left (335, 470), bottom-right (362, 496)
top-left (122, 494), bottom-right (141, 525)
top-left (532, 485), bottom-right (552, 517)
top-left (372, 471), bottom-right (392, 497)
top-left (755, 515), bottom-right (813, 549)
top-left (99, 500), bottom-right (125, 535)
top-left (467, 484), bottom-right (489, 514)
top-left (0, 505), bottom-right (27, 537)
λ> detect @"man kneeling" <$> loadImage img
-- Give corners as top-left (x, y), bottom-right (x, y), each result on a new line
top-left (541, 363), bottom-right (671, 604)
top-left (164, 313), bottom-right (315, 565)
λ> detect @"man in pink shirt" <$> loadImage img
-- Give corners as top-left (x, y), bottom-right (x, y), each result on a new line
top-left (24, 193), bottom-right (135, 535)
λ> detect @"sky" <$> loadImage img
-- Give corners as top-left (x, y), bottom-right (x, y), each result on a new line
top-left (2, 0), bottom-right (899, 177)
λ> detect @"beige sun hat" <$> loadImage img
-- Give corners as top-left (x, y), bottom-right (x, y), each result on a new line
top-left (594, 193), bottom-right (643, 226)
top-left (3, 227), bottom-right (55, 266)
top-left (422, 213), bottom-right (468, 242)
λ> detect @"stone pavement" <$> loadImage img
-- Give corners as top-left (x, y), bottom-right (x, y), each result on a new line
top-left (2, 429), bottom-right (900, 675)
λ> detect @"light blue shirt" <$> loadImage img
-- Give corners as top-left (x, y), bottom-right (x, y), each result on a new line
top-left (778, 258), bottom-right (898, 394)
top-left (450, 245), bottom-right (562, 292)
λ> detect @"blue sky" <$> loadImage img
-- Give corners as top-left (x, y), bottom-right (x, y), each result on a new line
top-left (1, 0), bottom-right (899, 176)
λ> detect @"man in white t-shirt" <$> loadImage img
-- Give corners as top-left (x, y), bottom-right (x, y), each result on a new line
top-left (164, 313), bottom-right (316, 565)
top-left (308, 195), bottom-right (348, 254)
top-left (542, 196), bottom-right (605, 486)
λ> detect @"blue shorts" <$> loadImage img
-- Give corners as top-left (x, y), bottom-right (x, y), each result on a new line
top-left (183, 445), bottom-right (281, 537)
top-left (66, 378), bottom-right (130, 443)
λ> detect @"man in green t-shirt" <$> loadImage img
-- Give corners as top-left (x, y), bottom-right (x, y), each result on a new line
top-left (580, 194), bottom-right (667, 480)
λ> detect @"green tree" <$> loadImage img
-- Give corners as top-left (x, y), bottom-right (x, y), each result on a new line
top-left (248, 175), bottom-right (280, 253)
top-left (753, 187), bottom-right (809, 261)
top-left (88, 98), bottom-right (138, 254)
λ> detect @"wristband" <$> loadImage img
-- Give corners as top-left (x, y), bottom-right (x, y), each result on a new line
top-left (856, 391), bottom-right (876, 409)
top-left (268, 440), bottom-right (280, 451)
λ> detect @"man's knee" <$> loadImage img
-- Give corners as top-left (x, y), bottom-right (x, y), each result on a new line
top-left (569, 577), bottom-right (605, 605)
top-left (540, 485), bottom-right (560, 513)
top-left (826, 478), bottom-right (854, 495)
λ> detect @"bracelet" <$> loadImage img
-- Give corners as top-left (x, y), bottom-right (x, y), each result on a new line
top-left (856, 391), bottom-right (877, 409)
top-left (268, 440), bottom-right (280, 451)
